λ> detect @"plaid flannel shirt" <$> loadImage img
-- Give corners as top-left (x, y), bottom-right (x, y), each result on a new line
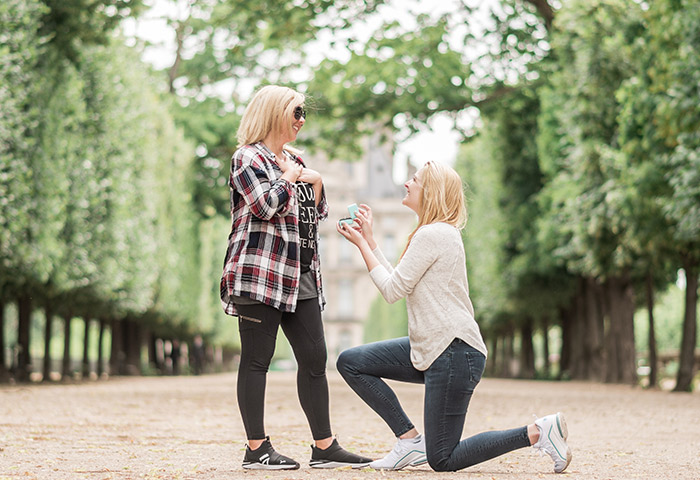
top-left (220, 142), bottom-right (328, 314)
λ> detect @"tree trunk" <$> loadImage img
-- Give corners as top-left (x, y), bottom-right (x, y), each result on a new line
top-left (583, 277), bottom-right (605, 381)
top-left (646, 272), bottom-right (658, 388)
top-left (97, 318), bottom-right (106, 377)
top-left (520, 319), bottom-right (536, 379)
top-left (62, 314), bottom-right (72, 380)
top-left (570, 281), bottom-right (586, 379)
top-left (148, 332), bottom-right (161, 373)
top-left (674, 260), bottom-right (699, 392)
top-left (123, 320), bottom-right (143, 375)
top-left (82, 318), bottom-right (91, 379)
top-left (110, 318), bottom-right (123, 375)
top-left (500, 331), bottom-right (516, 378)
top-left (16, 294), bottom-right (32, 382)
top-left (0, 299), bottom-right (8, 381)
top-left (541, 316), bottom-right (551, 378)
top-left (43, 304), bottom-right (54, 381)
top-left (604, 275), bottom-right (637, 384)
top-left (559, 306), bottom-right (572, 380)
top-left (488, 336), bottom-right (499, 377)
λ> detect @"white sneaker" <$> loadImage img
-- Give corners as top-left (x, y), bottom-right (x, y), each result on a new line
top-left (533, 412), bottom-right (572, 473)
top-left (369, 434), bottom-right (427, 470)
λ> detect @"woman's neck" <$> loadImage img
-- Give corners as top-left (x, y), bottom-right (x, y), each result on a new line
top-left (262, 135), bottom-right (285, 158)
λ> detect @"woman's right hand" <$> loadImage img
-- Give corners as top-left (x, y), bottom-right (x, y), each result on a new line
top-left (277, 156), bottom-right (303, 183)
top-left (355, 204), bottom-right (377, 249)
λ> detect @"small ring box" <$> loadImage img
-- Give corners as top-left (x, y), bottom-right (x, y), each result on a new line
top-left (338, 203), bottom-right (359, 226)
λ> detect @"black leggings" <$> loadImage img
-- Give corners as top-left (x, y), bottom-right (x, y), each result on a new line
top-left (236, 298), bottom-right (332, 441)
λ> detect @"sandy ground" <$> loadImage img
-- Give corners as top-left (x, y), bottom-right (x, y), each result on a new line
top-left (1, 371), bottom-right (699, 480)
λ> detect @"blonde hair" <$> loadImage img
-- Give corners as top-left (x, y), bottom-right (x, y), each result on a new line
top-left (236, 85), bottom-right (305, 151)
top-left (401, 161), bottom-right (467, 258)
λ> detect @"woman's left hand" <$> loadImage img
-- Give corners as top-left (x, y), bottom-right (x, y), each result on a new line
top-left (298, 167), bottom-right (322, 185)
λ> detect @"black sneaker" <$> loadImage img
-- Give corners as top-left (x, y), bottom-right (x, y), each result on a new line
top-left (309, 438), bottom-right (373, 469)
top-left (242, 437), bottom-right (300, 470)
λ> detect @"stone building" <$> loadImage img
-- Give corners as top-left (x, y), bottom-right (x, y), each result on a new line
top-left (311, 132), bottom-right (417, 366)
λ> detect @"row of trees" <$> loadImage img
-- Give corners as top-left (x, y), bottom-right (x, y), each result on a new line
top-left (457, 0), bottom-right (699, 390)
top-left (2, 0), bottom-right (698, 390)
top-left (0, 0), bottom-right (235, 382)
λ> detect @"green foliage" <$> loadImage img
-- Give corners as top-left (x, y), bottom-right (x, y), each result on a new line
top-left (307, 15), bottom-right (474, 159)
top-left (535, 0), bottom-right (644, 279)
top-left (38, 0), bottom-right (145, 64)
top-left (0, 0), bottom-right (49, 297)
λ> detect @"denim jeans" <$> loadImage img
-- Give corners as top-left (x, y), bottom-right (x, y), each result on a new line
top-left (337, 336), bottom-right (530, 471)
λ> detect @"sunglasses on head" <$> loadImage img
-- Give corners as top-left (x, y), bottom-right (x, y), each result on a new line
top-left (294, 106), bottom-right (306, 120)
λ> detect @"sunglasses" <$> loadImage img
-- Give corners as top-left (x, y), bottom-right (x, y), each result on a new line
top-left (294, 106), bottom-right (307, 120)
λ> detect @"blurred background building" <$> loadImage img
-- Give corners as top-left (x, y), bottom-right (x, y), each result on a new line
top-left (311, 131), bottom-right (417, 367)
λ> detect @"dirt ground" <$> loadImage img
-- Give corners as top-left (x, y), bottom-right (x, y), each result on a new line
top-left (1, 371), bottom-right (698, 480)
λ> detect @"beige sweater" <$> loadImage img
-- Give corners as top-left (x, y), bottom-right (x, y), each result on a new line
top-left (369, 222), bottom-right (488, 370)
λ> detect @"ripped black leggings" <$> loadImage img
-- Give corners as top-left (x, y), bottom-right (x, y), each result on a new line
top-left (235, 298), bottom-right (332, 441)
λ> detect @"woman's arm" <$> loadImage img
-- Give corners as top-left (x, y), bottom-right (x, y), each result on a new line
top-left (339, 223), bottom-right (437, 304)
top-left (231, 150), bottom-right (301, 220)
top-left (297, 168), bottom-right (323, 207)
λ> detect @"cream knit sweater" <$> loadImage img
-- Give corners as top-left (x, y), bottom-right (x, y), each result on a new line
top-left (369, 222), bottom-right (488, 370)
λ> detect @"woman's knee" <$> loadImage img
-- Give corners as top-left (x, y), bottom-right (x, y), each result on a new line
top-left (427, 449), bottom-right (456, 472)
top-left (336, 346), bottom-right (363, 371)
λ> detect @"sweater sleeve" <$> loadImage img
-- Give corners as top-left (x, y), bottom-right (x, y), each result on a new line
top-left (369, 227), bottom-right (437, 304)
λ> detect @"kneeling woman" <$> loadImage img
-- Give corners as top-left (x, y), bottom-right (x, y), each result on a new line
top-left (335, 161), bottom-right (572, 473)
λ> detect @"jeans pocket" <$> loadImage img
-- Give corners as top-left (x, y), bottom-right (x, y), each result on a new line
top-left (466, 350), bottom-right (486, 386)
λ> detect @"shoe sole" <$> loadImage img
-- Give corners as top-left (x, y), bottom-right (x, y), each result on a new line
top-left (555, 412), bottom-right (572, 473)
top-left (309, 461), bottom-right (371, 469)
top-left (556, 412), bottom-right (569, 440)
top-left (371, 451), bottom-right (427, 470)
top-left (242, 463), bottom-right (300, 470)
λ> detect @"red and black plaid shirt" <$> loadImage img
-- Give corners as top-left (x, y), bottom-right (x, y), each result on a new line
top-left (220, 142), bottom-right (327, 314)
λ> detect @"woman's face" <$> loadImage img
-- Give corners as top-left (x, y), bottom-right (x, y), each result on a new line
top-left (282, 104), bottom-right (306, 143)
top-left (402, 168), bottom-right (424, 213)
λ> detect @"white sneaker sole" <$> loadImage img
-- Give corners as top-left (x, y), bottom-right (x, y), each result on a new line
top-left (554, 413), bottom-right (572, 473)
top-left (370, 451), bottom-right (427, 470)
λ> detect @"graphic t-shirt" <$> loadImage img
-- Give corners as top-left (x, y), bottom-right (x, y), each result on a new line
top-left (296, 182), bottom-right (317, 273)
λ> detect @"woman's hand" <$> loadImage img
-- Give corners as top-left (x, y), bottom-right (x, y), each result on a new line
top-left (336, 220), bottom-right (366, 248)
top-left (277, 156), bottom-right (303, 183)
top-left (336, 214), bottom-right (380, 272)
top-left (297, 167), bottom-right (322, 185)
top-left (354, 204), bottom-right (377, 250)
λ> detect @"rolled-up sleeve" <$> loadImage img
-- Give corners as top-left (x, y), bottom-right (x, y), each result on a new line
top-left (231, 156), bottom-right (295, 220)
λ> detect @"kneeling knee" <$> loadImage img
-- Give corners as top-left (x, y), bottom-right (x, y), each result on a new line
top-left (336, 348), bottom-right (358, 375)
top-left (428, 455), bottom-right (454, 472)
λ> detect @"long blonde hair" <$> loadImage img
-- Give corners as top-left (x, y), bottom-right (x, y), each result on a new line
top-left (236, 85), bottom-right (305, 151)
top-left (401, 161), bottom-right (468, 258)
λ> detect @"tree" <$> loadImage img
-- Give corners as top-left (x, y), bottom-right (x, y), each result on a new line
top-left (616, 0), bottom-right (700, 391)
top-left (536, 0), bottom-right (645, 383)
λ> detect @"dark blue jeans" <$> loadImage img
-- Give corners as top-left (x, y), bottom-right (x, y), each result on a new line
top-left (337, 337), bottom-right (530, 471)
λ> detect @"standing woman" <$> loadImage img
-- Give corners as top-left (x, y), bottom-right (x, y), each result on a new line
top-left (220, 85), bottom-right (372, 470)
top-left (335, 161), bottom-right (572, 473)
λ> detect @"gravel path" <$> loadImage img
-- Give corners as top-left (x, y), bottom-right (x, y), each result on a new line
top-left (1, 371), bottom-right (698, 479)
